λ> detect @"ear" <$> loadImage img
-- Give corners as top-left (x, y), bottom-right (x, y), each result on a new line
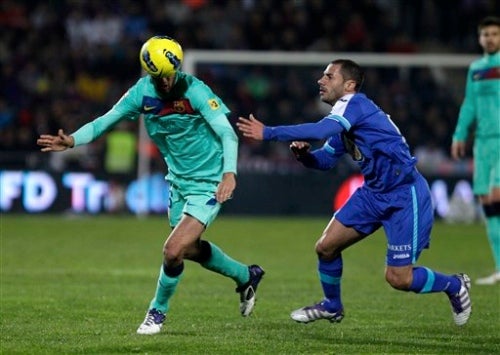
top-left (344, 80), bottom-right (356, 92)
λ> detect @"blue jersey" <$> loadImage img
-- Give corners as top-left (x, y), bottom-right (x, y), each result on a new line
top-left (264, 93), bottom-right (418, 192)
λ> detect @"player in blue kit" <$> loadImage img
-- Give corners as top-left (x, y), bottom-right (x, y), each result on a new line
top-left (237, 59), bottom-right (471, 326)
top-left (37, 36), bottom-right (264, 335)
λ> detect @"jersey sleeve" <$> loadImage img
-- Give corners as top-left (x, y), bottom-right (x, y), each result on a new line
top-left (453, 66), bottom-right (477, 142)
top-left (187, 79), bottom-right (231, 120)
top-left (301, 135), bottom-right (346, 170)
top-left (187, 80), bottom-right (237, 174)
top-left (206, 114), bottom-right (238, 174)
top-left (72, 85), bottom-right (141, 146)
top-left (263, 116), bottom-right (345, 141)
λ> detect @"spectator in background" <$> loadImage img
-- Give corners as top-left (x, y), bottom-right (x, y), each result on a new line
top-left (104, 121), bottom-right (137, 179)
top-left (451, 16), bottom-right (500, 285)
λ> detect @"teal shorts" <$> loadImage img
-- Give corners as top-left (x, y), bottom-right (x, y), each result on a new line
top-left (473, 139), bottom-right (500, 195)
top-left (167, 179), bottom-right (221, 228)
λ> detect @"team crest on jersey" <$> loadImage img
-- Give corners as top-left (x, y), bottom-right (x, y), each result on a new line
top-left (173, 100), bottom-right (187, 113)
top-left (208, 99), bottom-right (220, 110)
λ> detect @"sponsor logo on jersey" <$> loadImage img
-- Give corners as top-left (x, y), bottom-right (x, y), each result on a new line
top-left (393, 253), bottom-right (410, 259)
top-left (206, 198), bottom-right (217, 205)
top-left (387, 244), bottom-right (412, 251)
top-left (143, 105), bottom-right (157, 112)
top-left (472, 66), bottom-right (500, 81)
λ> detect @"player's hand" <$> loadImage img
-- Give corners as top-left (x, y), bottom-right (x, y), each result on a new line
top-left (290, 141), bottom-right (311, 160)
top-left (451, 141), bottom-right (466, 160)
top-left (236, 114), bottom-right (264, 140)
top-left (216, 172), bottom-right (236, 203)
top-left (37, 129), bottom-right (75, 152)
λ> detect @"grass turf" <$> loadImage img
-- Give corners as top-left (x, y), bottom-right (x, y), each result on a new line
top-left (1, 215), bottom-right (499, 354)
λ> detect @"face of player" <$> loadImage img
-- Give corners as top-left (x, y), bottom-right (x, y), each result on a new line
top-left (317, 64), bottom-right (356, 105)
top-left (479, 24), bottom-right (500, 54)
top-left (151, 74), bottom-right (176, 95)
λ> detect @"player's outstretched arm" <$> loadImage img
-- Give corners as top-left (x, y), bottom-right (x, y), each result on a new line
top-left (236, 114), bottom-right (264, 140)
top-left (37, 129), bottom-right (75, 152)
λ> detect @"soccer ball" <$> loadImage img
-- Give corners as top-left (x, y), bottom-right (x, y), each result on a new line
top-left (140, 36), bottom-right (183, 77)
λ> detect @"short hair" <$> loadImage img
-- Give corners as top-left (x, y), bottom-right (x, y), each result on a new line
top-left (331, 59), bottom-right (365, 91)
top-left (478, 16), bottom-right (500, 33)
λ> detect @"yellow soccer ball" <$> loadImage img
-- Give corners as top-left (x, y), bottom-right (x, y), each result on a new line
top-left (140, 36), bottom-right (183, 77)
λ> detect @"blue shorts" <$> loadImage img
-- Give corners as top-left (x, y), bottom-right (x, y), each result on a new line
top-left (335, 173), bottom-right (434, 267)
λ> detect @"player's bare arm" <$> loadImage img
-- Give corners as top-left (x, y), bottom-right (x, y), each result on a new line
top-left (37, 129), bottom-right (75, 152)
top-left (236, 114), bottom-right (264, 140)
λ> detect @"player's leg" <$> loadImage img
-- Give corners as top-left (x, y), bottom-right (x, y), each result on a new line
top-left (474, 142), bottom-right (500, 284)
top-left (477, 188), bottom-right (500, 284)
top-left (383, 174), bottom-right (471, 326)
top-left (137, 185), bottom-right (197, 335)
top-left (291, 187), bottom-right (378, 324)
top-left (290, 218), bottom-right (365, 324)
top-left (189, 239), bottom-right (264, 316)
top-left (182, 186), bottom-right (264, 316)
top-left (137, 213), bottom-right (205, 335)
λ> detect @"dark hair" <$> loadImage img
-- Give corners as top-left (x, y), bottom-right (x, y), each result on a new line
top-left (478, 16), bottom-right (500, 32)
top-left (331, 59), bottom-right (365, 91)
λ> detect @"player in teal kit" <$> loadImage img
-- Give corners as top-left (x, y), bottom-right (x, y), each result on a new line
top-left (238, 59), bottom-right (471, 326)
top-left (37, 36), bottom-right (264, 335)
top-left (451, 16), bottom-right (500, 285)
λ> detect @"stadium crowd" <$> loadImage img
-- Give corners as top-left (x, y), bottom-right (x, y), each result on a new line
top-left (1, 0), bottom-right (497, 174)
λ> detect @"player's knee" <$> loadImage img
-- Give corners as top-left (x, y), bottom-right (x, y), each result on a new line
top-left (163, 244), bottom-right (184, 265)
top-left (315, 239), bottom-right (337, 260)
top-left (385, 269), bottom-right (412, 290)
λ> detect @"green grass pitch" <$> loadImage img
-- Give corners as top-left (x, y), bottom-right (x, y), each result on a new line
top-left (1, 215), bottom-right (499, 354)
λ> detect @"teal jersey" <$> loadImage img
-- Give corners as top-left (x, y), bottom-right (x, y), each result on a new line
top-left (453, 51), bottom-right (500, 141)
top-left (72, 72), bottom-right (238, 183)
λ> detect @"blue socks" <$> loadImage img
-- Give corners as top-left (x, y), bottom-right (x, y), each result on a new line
top-left (318, 257), bottom-right (343, 312)
top-left (409, 266), bottom-right (460, 295)
top-left (318, 259), bottom-right (462, 312)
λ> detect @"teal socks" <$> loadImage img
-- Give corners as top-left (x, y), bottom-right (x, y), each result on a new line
top-left (485, 216), bottom-right (500, 271)
top-left (200, 242), bottom-right (249, 286)
top-left (149, 264), bottom-right (182, 313)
